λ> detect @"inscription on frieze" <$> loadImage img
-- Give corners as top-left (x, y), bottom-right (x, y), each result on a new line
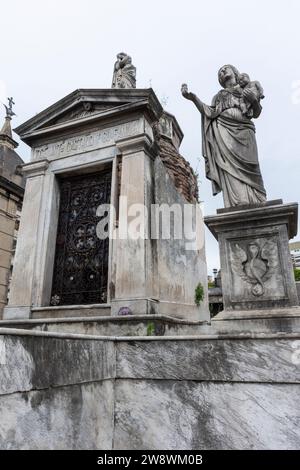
top-left (33, 119), bottom-right (143, 161)
top-left (229, 235), bottom-right (287, 301)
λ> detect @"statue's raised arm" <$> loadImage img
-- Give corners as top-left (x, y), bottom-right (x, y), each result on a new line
top-left (181, 83), bottom-right (221, 120)
top-left (181, 83), bottom-right (203, 109)
top-left (182, 65), bottom-right (266, 208)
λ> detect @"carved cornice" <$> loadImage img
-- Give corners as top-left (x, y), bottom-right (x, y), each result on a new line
top-left (205, 201), bottom-right (298, 240)
top-left (115, 133), bottom-right (158, 159)
top-left (15, 89), bottom-right (163, 146)
top-left (21, 160), bottom-right (50, 178)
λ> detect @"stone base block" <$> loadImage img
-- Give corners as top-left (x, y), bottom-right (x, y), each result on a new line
top-left (3, 304), bottom-right (111, 320)
top-left (157, 300), bottom-right (205, 321)
top-left (205, 200), bottom-right (298, 313)
top-left (211, 306), bottom-right (300, 334)
top-left (111, 298), bottom-right (159, 316)
top-left (31, 304), bottom-right (111, 319)
top-left (3, 306), bottom-right (31, 320)
top-left (111, 298), bottom-right (204, 321)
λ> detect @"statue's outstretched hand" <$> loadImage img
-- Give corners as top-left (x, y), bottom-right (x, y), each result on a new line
top-left (181, 83), bottom-right (193, 100)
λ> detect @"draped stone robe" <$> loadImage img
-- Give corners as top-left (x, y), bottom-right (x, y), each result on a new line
top-left (112, 62), bottom-right (136, 89)
top-left (200, 87), bottom-right (266, 207)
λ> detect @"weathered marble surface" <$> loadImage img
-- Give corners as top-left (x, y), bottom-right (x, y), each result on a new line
top-left (0, 330), bottom-right (299, 449)
top-left (114, 380), bottom-right (300, 450)
top-left (116, 337), bottom-right (300, 383)
top-left (0, 381), bottom-right (114, 450)
top-left (0, 333), bottom-right (115, 395)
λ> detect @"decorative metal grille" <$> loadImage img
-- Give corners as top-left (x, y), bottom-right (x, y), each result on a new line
top-left (51, 169), bottom-right (111, 306)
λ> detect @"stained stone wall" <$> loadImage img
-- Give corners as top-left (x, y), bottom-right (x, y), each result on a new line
top-left (0, 329), bottom-right (299, 450)
top-left (0, 331), bottom-right (115, 449)
top-left (153, 157), bottom-right (208, 319)
top-left (157, 134), bottom-right (198, 204)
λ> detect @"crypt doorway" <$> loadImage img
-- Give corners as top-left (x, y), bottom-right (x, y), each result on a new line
top-left (51, 168), bottom-right (112, 306)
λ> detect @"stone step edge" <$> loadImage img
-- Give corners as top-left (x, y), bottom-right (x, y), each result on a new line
top-left (1, 327), bottom-right (300, 341)
top-left (212, 306), bottom-right (300, 322)
top-left (0, 314), bottom-right (209, 326)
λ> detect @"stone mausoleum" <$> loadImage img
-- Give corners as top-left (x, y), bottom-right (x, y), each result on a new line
top-left (0, 56), bottom-right (299, 450)
top-left (3, 87), bottom-right (208, 322)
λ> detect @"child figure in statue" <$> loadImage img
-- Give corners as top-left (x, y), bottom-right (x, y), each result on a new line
top-left (239, 73), bottom-right (265, 118)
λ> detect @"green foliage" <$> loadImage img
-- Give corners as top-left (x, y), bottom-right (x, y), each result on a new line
top-left (294, 268), bottom-right (300, 282)
top-left (208, 281), bottom-right (215, 289)
top-left (147, 322), bottom-right (155, 336)
top-left (195, 282), bottom-right (204, 306)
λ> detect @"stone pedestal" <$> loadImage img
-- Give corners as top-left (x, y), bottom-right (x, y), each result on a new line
top-left (205, 200), bottom-right (299, 320)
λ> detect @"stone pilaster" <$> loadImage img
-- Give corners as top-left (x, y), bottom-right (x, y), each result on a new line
top-left (3, 160), bottom-right (51, 319)
top-left (111, 134), bottom-right (159, 315)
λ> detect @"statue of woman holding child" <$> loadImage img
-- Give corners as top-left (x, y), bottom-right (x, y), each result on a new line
top-left (182, 64), bottom-right (267, 208)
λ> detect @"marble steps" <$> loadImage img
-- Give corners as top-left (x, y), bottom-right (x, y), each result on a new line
top-left (0, 314), bottom-right (211, 337)
top-left (31, 304), bottom-right (111, 319)
top-left (2, 307), bottom-right (300, 337)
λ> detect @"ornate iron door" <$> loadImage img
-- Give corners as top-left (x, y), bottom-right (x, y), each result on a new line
top-left (51, 169), bottom-right (111, 306)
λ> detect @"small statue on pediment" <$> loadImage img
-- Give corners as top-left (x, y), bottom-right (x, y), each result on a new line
top-left (112, 52), bottom-right (136, 89)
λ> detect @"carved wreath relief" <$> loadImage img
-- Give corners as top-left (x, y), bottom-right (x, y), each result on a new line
top-left (230, 238), bottom-right (279, 297)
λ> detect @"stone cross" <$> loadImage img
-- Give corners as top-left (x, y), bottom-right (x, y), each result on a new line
top-left (4, 97), bottom-right (16, 119)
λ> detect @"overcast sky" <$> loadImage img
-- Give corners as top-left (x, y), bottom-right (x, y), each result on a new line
top-left (1, 0), bottom-right (299, 274)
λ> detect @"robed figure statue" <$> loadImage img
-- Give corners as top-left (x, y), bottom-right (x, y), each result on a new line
top-left (112, 52), bottom-right (136, 89)
top-left (182, 65), bottom-right (267, 208)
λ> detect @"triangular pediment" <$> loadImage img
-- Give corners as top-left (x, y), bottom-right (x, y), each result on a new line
top-left (51, 102), bottom-right (120, 126)
top-left (14, 89), bottom-right (163, 145)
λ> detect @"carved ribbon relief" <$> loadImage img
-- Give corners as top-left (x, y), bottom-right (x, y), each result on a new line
top-left (230, 239), bottom-right (279, 296)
